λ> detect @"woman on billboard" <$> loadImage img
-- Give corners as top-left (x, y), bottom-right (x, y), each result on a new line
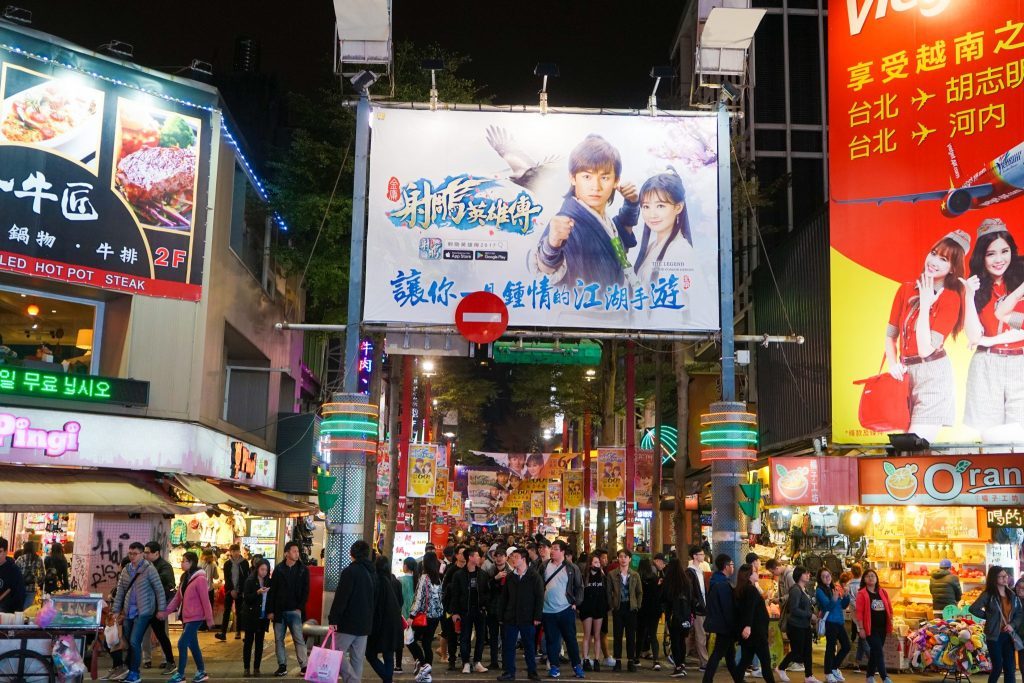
top-left (883, 230), bottom-right (970, 442)
top-left (959, 218), bottom-right (1024, 443)
top-left (632, 168), bottom-right (694, 283)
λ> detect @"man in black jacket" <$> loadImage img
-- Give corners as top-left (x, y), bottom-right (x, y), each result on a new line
top-left (142, 542), bottom-right (177, 673)
top-left (701, 554), bottom-right (738, 683)
top-left (498, 548), bottom-right (543, 682)
top-left (485, 546), bottom-right (510, 670)
top-left (218, 543), bottom-right (250, 641)
top-left (449, 547), bottom-right (491, 674)
top-left (268, 542), bottom-right (310, 677)
top-left (441, 546), bottom-right (468, 671)
top-left (328, 540), bottom-right (376, 683)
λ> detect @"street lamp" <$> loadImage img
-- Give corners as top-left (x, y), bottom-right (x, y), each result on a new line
top-left (585, 368), bottom-right (596, 382)
top-left (421, 359), bottom-right (436, 377)
top-left (534, 62), bottom-right (559, 114)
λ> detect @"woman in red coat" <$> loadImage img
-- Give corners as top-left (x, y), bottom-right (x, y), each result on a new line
top-left (854, 570), bottom-right (893, 683)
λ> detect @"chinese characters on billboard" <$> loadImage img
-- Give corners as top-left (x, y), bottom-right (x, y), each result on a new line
top-left (367, 109), bottom-right (721, 331)
top-left (0, 27), bottom-right (212, 300)
top-left (829, 0), bottom-right (1024, 445)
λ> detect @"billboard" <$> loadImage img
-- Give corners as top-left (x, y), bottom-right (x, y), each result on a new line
top-left (367, 109), bottom-right (721, 331)
top-left (829, 1), bottom-right (1024, 445)
top-left (0, 26), bottom-right (213, 300)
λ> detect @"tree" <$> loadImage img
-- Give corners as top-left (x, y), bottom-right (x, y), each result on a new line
top-left (269, 42), bottom-right (492, 324)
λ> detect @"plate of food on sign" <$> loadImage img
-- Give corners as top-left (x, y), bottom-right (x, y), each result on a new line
top-left (0, 79), bottom-right (103, 162)
top-left (114, 102), bottom-right (200, 231)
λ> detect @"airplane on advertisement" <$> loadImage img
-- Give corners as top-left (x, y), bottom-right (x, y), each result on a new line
top-left (834, 140), bottom-right (1024, 218)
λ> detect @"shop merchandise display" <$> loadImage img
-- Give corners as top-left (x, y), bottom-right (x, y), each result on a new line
top-left (908, 613), bottom-right (990, 675)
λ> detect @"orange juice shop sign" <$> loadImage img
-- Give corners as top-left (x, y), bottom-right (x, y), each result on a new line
top-left (859, 455), bottom-right (1024, 506)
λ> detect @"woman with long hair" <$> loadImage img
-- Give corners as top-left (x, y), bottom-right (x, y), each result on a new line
top-left (1014, 578), bottom-right (1024, 677)
top-left (969, 566), bottom-right (1024, 683)
top-left (960, 218), bottom-right (1024, 442)
top-left (580, 553), bottom-right (609, 671)
top-left (409, 552), bottom-right (445, 682)
top-left (883, 230), bottom-right (970, 442)
top-left (636, 558), bottom-right (664, 671)
top-left (854, 570), bottom-right (893, 683)
top-left (367, 556), bottom-right (404, 683)
top-left (663, 557), bottom-right (699, 679)
top-left (158, 551), bottom-right (215, 683)
top-left (776, 566), bottom-right (816, 683)
top-left (815, 568), bottom-right (851, 683)
top-left (44, 542), bottom-right (69, 593)
top-left (733, 564), bottom-right (776, 683)
top-left (239, 559), bottom-right (271, 677)
top-left (632, 168), bottom-right (695, 284)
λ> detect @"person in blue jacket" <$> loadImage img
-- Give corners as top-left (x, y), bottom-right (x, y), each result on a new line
top-left (816, 569), bottom-right (851, 683)
top-left (530, 134), bottom-right (640, 290)
top-left (701, 554), bottom-right (739, 683)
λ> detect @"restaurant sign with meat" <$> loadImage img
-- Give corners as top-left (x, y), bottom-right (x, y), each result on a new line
top-left (0, 25), bottom-right (213, 300)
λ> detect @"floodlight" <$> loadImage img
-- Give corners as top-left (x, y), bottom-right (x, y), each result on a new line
top-left (101, 40), bottom-right (135, 60)
top-left (648, 65), bottom-right (676, 114)
top-left (350, 70), bottom-right (379, 91)
top-left (421, 59), bottom-right (445, 110)
top-left (534, 63), bottom-right (559, 114)
top-left (2, 5), bottom-right (31, 24)
top-left (887, 433), bottom-right (930, 454)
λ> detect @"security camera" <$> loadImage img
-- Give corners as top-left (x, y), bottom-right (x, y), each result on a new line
top-left (350, 70), bottom-right (379, 91)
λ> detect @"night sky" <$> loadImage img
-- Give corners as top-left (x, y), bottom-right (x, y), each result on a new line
top-left (12, 1), bottom-right (684, 109)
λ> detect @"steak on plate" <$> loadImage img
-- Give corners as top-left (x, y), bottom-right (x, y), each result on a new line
top-left (116, 146), bottom-right (195, 205)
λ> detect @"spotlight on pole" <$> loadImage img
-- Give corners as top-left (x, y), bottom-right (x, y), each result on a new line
top-left (421, 59), bottom-right (444, 111)
top-left (648, 65), bottom-right (675, 115)
top-left (534, 62), bottom-right (559, 114)
top-left (350, 69), bottom-right (379, 93)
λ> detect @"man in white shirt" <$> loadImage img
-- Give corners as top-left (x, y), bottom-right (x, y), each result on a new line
top-left (686, 545), bottom-right (709, 669)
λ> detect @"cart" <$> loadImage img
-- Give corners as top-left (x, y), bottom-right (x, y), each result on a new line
top-left (0, 626), bottom-right (99, 682)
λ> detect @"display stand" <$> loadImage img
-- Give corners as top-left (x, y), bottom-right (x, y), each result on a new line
top-left (0, 626), bottom-right (99, 682)
top-left (939, 668), bottom-right (972, 683)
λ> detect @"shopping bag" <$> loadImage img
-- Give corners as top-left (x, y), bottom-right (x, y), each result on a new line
top-left (103, 623), bottom-right (125, 652)
top-left (305, 632), bottom-right (343, 683)
top-left (853, 363), bottom-right (910, 433)
top-left (404, 624), bottom-right (415, 645)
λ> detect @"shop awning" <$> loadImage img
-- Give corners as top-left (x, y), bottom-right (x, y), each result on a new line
top-left (0, 467), bottom-right (190, 514)
top-left (172, 474), bottom-right (233, 506)
top-left (212, 483), bottom-right (315, 517)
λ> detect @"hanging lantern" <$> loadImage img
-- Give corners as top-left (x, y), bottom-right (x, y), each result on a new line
top-left (699, 401), bottom-right (758, 461)
top-left (321, 393), bottom-right (379, 453)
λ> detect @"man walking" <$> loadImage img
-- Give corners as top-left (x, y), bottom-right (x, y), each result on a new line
top-left (686, 546), bottom-right (710, 670)
top-left (217, 543), bottom-right (250, 641)
top-left (268, 541), bottom-right (310, 677)
top-left (328, 540), bottom-right (376, 683)
top-left (111, 542), bottom-right (168, 683)
top-left (497, 547), bottom-right (544, 682)
top-left (141, 542), bottom-right (177, 673)
top-left (485, 546), bottom-right (510, 670)
top-left (449, 547), bottom-right (491, 673)
top-left (541, 540), bottom-right (585, 679)
top-left (701, 554), bottom-right (738, 683)
top-left (441, 547), bottom-right (468, 671)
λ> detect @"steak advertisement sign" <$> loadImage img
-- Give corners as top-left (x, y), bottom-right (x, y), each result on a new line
top-left (0, 26), bottom-right (213, 300)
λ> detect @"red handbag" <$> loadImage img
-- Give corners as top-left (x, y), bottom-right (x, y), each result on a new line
top-left (412, 613), bottom-right (427, 628)
top-left (853, 360), bottom-right (910, 433)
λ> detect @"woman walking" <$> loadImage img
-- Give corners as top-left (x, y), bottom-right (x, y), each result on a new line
top-left (44, 543), bottom-right (69, 593)
top-left (733, 564), bottom-right (776, 683)
top-left (158, 551), bottom-right (215, 683)
top-left (399, 557), bottom-right (419, 673)
top-left (580, 553), bottom-right (609, 671)
top-left (367, 556), bottom-right (404, 683)
top-left (854, 569), bottom-right (893, 683)
top-left (776, 566), bottom-right (816, 683)
top-left (816, 568), bottom-right (852, 683)
top-left (663, 557), bottom-right (701, 679)
top-left (969, 566), bottom-right (1024, 683)
top-left (637, 558), bottom-right (665, 671)
top-left (1014, 578), bottom-right (1024, 677)
top-left (199, 549), bottom-right (219, 629)
top-left (240, 559), bottom-right (271, 677)
top-left (408, 552), bottom-right (445, 682)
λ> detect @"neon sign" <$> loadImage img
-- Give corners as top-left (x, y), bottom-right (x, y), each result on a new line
top-left (0, 412), bottom-right (81, 456)
top-left (0, 366), bottom-right (149, 406)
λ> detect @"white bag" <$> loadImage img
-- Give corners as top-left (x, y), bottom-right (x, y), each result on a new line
top-left (404, 624), bottom-right (415, 645)
top-left (104, 623), bottom-right (122, 649)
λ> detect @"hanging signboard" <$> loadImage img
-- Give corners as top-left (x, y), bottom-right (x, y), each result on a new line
top-left (407, 444), bottom-right (437, 498)
top-left (563, 470), bottom-right (584, 509)
top-left (597, 448), bottom-right (626, 502)
top-left (859, 454), bottom-right (1024, 506)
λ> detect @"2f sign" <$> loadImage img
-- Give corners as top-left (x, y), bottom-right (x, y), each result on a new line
top-left (847, 0), bottom-right (952, 36)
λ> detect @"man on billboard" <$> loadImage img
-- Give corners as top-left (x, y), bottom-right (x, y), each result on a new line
top-left (530, 135), bottom-right (640, 288)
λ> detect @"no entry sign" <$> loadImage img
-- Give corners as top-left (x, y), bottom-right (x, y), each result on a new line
top-left (455, 291), bottom-right (509, 344)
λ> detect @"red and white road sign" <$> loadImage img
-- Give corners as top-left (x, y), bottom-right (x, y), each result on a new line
top-left (455, 291), bottom-right (509, 344)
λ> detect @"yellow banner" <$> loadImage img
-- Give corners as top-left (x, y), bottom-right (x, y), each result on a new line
top-left (432, 467), bottom-right (449, 505)
top-left (407, 444), bottom-right (437, 498)
top-left (531, 491), bottom-right (545, 519)
top-left (597, 448), bottom-right (626, 502)
top-left (451, 494), bottom-right (464, 518)
top-left (546, 480), bottom-right (562, 514)
top-left (563, 470), bottom-right (584, 508)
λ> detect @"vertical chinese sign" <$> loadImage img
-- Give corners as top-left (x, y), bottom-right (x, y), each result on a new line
top-left (830, 1), bottom-right (1024, 445)
top-left (0, 25), bottom-right (212, 300)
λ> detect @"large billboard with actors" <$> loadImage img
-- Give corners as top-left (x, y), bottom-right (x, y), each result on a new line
top-left (366, 109), bottom-right (721, 331)
top-left (829, 0), bottom-right (1024, 445)
top-left (0, 25), bottom-right (213, 300)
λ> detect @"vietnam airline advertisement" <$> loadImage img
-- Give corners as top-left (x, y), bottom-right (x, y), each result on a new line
top-left (829, 0), bottom-right (1024, 445)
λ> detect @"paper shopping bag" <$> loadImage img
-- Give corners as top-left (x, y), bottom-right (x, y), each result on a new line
top-left (305, 632), bottom-right (343, 683)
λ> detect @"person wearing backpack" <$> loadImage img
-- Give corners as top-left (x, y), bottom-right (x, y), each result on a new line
top-left (701, 554), bottom-right (739, 683)
top-left (664, 556), bottom-right (702, 678)
top-left (157, 551), bottom-right (216, 683)
top-left (776, 566), bottom-right (817, 683)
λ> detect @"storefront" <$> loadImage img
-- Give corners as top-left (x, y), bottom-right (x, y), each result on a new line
top-left (0, 406), bottom-right (310, 597)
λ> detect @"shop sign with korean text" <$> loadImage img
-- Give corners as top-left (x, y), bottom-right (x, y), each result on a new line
top-left (0, 26), bottom-right (214, 301)
top-left (366, 109), bottom-right (721, 332)
top-left (859, 454), bottom-right (1024, 506)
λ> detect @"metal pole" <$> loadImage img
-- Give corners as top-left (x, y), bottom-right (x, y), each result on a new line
top-left (625, 341), bottom-right (636, 548)
top-left (343, 88), bottom-right (371, 393)
top-left (713, 97), bottom-right (743, 568)
top-left (397, 355), bottom-right (414, 531)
